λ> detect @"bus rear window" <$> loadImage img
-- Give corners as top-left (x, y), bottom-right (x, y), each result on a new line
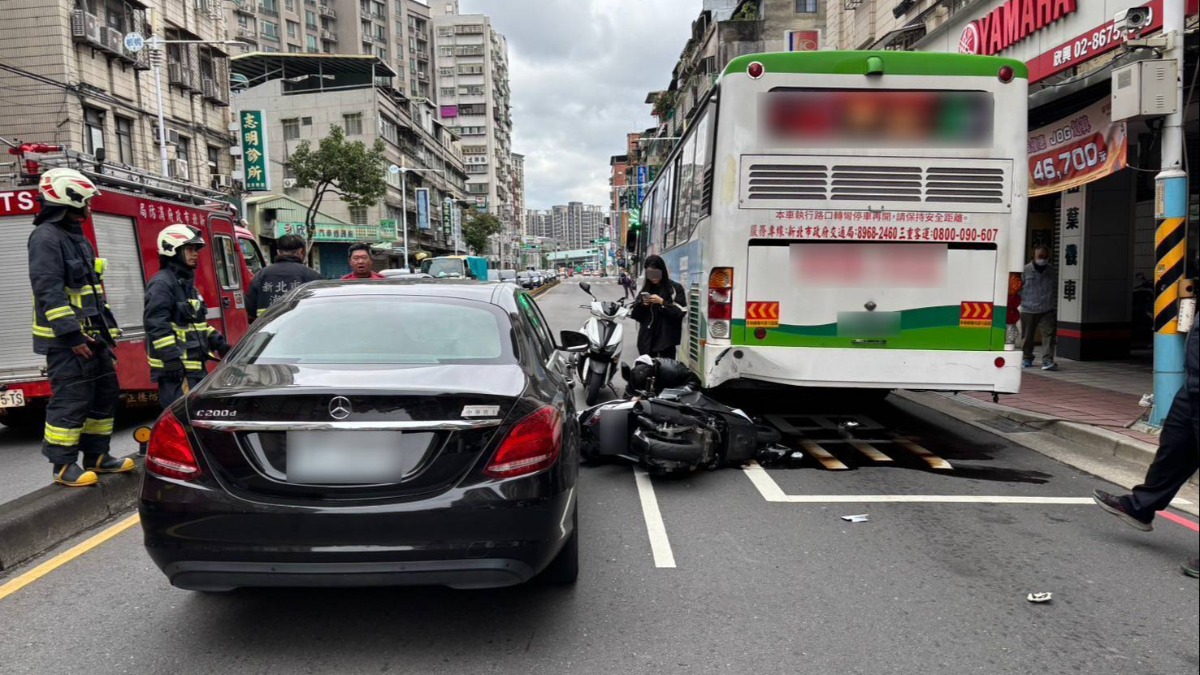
top-left (762, 90), bottom-right (993, 148)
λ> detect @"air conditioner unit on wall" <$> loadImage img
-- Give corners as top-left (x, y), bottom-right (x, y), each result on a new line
top-left (212, 174), bottom-right (232, 189)
top-left (104, 27), bottom-right (123, 55)
top-left (174, 159), bottom-right (191, 181)
top-left (283, 178), bottom-right (297, 189)
top-left (153, 126), bottom-right (182, 145)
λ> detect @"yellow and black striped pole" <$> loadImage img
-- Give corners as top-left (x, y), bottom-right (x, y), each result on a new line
top-left (1150, 168), bottom-right (1188, 428)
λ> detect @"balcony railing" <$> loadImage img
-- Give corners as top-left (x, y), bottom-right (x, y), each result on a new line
top-left (318, 4), bottom-right (335, 18)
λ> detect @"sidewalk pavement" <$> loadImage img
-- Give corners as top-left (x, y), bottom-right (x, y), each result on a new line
top-left (964, 357), bottom-right (1159, 446)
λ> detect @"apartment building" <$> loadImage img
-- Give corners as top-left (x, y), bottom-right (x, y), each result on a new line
top-left (231, 54), bottom-right (468, 274)
top-left (225, 0), bottom-right (434, 100)
top-left (429, 3), bottom-right (513, 218)
top-left (1, 0), bottom-right (236, 191)
top-left (511, 152), bottom-right (525, 234)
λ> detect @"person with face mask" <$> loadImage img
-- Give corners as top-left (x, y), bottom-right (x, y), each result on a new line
top-left (629, 255), bottom-right (688, 359)
top-left (144, 224), bottom-right (232, 410)
top-left (1020, 245), bottom-right (1058, 371)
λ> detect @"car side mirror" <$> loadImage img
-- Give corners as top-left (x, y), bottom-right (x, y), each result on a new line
top-left (559, 330), bottom-right (589, 352)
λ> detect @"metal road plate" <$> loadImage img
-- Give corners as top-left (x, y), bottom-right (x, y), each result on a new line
top-left (286, 431), bottom-right (432, 484)
top-left (0, 390), bottom-right (26, 408)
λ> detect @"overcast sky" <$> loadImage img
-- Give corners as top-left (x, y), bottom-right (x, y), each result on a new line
top-left (458, 0), bottom-right (701, 211)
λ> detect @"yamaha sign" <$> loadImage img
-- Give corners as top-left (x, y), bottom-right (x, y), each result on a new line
top-left (958, 0), bottom-right (1078, 55)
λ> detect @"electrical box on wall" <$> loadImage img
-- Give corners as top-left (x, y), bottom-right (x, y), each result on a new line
top-left (1111, 60), bottom-right (1177, 121)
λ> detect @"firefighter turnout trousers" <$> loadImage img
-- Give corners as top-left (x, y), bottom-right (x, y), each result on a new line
top-left (41, 347), bottom-right (119, 465)
top-left (158, 375), bottom-right (204, 411)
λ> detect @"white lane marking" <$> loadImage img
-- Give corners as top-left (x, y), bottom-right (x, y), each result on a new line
top-left (633, 468), bottom-right (677, 568)
top-left (741, 461), bottom-right (1192, 505)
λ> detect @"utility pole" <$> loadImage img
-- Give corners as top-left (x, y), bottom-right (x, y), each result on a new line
top-left (1150, 0), bottom-right (1188, 426)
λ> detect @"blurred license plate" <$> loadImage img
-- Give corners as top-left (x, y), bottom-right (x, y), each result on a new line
top-left (287, 431), bottom-right (432, 484)
top-left (0, 390), bottom-right (26, 408)
top-left (837, 311), bottom-right (901, 338)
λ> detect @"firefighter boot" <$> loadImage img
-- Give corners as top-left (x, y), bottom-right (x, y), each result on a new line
top-left (83, 453), bottom-right (136, 474)
top-left (53, 463), bottom-right (98, 487)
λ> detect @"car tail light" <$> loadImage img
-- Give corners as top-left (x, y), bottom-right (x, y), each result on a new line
top-left (1006, 272), bottom-right (1023, 325)
top-left (485, 406), bottom-right (562, 479)
top-left (708, 268), bottom-right (733, 339)
top-left (146, 410), bottom-right (202, 481)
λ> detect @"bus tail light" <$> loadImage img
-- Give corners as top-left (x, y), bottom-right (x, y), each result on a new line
top-left (747, 62), bottom-right (764, 79)
top-left (1006, 272), bottom-right (1023, 325)
top-left (708, 268), bottom-right (733, 339)
top-left (998, 66), bottom-right (1015, 83)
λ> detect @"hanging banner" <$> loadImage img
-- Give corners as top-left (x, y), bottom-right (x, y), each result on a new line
top-left (416, 188), bottom-right (430, 230)
top-left (1027, 98), bottom-right (1126, 197)
top-left (1057, 186), bottom-right (1085, 324)
top-left (442, 197), bottom-right (453, 238)
top-left (240, 110), bottom-right (269, 192)
top-left (636, 166), bottom-right (648, 207)
top-left (452, 201), bottom-right (462, 247)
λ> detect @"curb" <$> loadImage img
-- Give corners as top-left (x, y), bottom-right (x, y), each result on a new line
top-left (894, 391), bottom-right (1200, 490)
top-left (895, 390), bottom-right (1160, 463)
top-left (0, 461), bottom-right (142, 572)
top-left (529, 279), bottom-right (560, 298)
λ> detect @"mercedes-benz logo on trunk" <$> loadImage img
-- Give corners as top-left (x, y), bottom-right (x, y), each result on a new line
top-left (329, 396), bottom-right (352, 420)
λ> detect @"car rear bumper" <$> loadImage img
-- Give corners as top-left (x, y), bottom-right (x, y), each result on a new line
top-left (705, 345), bottom-right (1021, 393)
top-left (161, 558), bottom-right (536, 592)
top-left (140, 476), bottom-right (575, 591)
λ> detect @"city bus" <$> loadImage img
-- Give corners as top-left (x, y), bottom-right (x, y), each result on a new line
top-left (637, 51), bottom-right (1028, 395)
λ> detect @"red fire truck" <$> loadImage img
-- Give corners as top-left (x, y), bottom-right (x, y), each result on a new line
top-left (0, 145), bottom-right (266, 429)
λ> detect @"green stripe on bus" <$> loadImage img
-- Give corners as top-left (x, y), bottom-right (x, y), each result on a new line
top-left (731, 305), bottom-right (1008, 351)
top-left (723, 51), bottom-right (1029, 80)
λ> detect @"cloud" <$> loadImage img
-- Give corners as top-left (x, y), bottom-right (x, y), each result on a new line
top-left (458, 0), bottom-right (699, 210)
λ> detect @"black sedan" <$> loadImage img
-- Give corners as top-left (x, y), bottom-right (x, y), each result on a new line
top-left (138, 280), bottom-right (588, 591)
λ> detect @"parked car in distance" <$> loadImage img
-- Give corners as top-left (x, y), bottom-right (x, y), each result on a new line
top-left (517, 271), bottom-right (537, 290)
top-left (380, 269), bottom-right (433, 279)
top-left (138, 280), bottom-right (590, 591)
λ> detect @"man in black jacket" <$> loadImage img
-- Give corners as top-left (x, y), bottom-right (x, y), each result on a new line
top-left (144, 224), bottom-right (231, 409)
top-left (28, 168), bottom-right (133, 487)
top-left (1093, 318), bottom-right (1199, 578)
top-left (246, 234), bottom-right (321, 321)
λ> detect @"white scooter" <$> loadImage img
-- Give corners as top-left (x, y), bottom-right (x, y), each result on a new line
top-left (575, 282), bottom-right (631, 406)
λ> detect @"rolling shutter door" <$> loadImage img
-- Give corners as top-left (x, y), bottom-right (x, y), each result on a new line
top-left (0, 217), bottom-right (42, 378)
top-left (90, 213), bottom-right (146, 337)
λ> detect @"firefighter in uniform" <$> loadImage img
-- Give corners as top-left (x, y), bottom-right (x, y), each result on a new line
top-left (28, 168), bottom-right (133, 487)
top-left (245, 233), bottom-right (321, 321)
top-left (144, 224), bottom-right (231, 409)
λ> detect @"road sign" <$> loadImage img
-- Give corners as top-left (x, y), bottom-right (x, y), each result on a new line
top-left (124, 32), bottom-right (145, 53)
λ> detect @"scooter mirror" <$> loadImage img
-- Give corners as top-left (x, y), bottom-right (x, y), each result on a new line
top-left (579, 282), bottom-right (592, 295)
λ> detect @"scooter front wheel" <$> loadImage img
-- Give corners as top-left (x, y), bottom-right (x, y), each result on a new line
top-left (584, 371), bottom-right (605, 406)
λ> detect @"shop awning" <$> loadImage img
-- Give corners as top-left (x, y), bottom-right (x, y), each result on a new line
top-left (246, 193), bottom-right (350, 227)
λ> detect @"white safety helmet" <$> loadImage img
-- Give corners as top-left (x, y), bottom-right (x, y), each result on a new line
top-left (157, 224), bottom-right (205, 257)
top-left (38, 168), bottom-right (100, 209)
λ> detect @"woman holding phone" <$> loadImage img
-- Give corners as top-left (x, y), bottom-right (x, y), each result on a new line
top-left (630, 255), bottom-right (687, 359)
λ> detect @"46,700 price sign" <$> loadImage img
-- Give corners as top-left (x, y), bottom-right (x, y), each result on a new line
top-left (1030, 134), bottom-right (1109, 188)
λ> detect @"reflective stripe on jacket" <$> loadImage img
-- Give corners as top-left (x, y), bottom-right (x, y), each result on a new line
top-left (143, 264), bottom-right (228, 374)
top-left (27, 221), bottom-right (121, 354)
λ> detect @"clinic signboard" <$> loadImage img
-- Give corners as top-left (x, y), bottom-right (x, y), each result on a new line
top-left (240, 110), bottom-right (269, 191)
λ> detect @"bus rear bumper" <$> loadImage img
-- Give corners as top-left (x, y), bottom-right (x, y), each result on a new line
top-left (705, 345), bottom-right (1021, 394)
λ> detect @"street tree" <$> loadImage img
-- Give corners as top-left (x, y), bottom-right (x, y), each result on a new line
top-left (462, 211), bottom-right (502, 255)
top-left (287, 125), bottom-right (388, 260)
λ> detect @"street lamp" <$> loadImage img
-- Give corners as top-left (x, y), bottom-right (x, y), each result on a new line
top-left (140, 34), bottom-right (251, 178)
top-left (394, 164), bottom-right (444, 271)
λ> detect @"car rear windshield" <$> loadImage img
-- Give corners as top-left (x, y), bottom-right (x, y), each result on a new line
top-left (233, 296), bottom-right (516, 365)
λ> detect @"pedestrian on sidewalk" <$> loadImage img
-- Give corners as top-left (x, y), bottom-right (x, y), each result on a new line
top-left (1093, 320), bottom-right (1198, 578)
top-left (619, 270), bottom-right (635, 300)
top-left (341, 243), bottom-right (386, 280)
top-left (144, 225), bottom-right (232, 410)
top-left (246, 234), bottom-right (321, 322)
top-left (27, 168), bottom-right (133, 487)
top-left (1020, 245), bottom-right (1058, 371)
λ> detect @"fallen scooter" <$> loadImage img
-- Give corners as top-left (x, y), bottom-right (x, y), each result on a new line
top-left (578, 357), bottom-right (782, 476)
